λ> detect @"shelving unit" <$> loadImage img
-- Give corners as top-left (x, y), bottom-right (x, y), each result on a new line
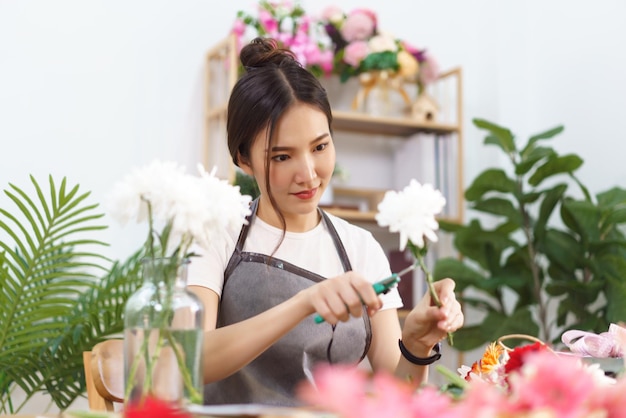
top-left (204, 35), bottom-right (463, 225)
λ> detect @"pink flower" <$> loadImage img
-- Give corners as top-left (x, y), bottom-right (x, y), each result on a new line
top-left (296, 364), bottom-right (368, 418)
top-left (258, 9), bottom-right (278, 34)
top-left (588, 376), bottom-right (626, 416)
top-left (409, 386), bottom-right (455, 418)
top-left (418, 53), bottom-right (440, 85)
top-left (340, 9), bottom-right (376, 42)
top-left (508, 351), bottom-right (600, 417)
top-left (343, 41), bottom-right (369, 67)
top-left (231, 19), bottom-right (246, 37)
top-left (453, 380), bottom-right (512, 418)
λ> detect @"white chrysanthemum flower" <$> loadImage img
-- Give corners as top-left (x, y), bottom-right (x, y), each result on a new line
top-left (108, 160), bottom-right (252, 258)
top-left (375, 179), bottom-right (446, 250)
top-left (107, 160), bottom-right (187, 225)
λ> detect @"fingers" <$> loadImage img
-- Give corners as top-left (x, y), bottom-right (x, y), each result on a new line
top-left (311, 272), bottom-right (382, 324)
top-left (402, 278), bottom-right (464, 343)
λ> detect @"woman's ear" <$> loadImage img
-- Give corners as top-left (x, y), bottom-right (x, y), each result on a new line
top-left (237, 152), bottom-right (254, 177)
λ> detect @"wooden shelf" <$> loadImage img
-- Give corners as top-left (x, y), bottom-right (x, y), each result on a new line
top-left (332, 110), bottom-right (459, 137)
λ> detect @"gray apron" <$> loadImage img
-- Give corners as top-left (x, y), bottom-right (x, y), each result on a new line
top-left (203, 199), bottom-right (372, 406)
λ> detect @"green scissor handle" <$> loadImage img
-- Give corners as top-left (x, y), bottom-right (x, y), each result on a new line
top-left (313, 264), bottom-right (415, 324)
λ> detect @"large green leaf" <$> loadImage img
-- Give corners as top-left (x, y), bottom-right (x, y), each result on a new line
top-left (451, 220), bottom-right (518, 272)
top-left (516, 146), bottom-right (556, 175)
top-left (473, 118), bottom-right (516, 154)
top-left (470, 197), bottom-right (523, 226)
top-left (520, 125), bottom-right (564, 156)
top-left (465, 169), bottom-right (517, 201)
top-left (534, 184), bottom-right (567, 242)
top-left (433, 258), bottom-right (486, 293)
top-left (528, 154), bottom-right (583, 186)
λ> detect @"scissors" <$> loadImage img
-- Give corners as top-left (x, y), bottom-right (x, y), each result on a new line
top-left (314, 263), bottom-right (416, 324)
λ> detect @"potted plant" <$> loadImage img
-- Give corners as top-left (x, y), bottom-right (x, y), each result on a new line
top-left (434, 118), bottom-right (626, 351)
top-left (0, 175), bottom-right (144, 413)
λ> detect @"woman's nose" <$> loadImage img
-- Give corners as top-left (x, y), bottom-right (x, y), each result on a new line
top-left (295, 156), bottom-right (316, 183)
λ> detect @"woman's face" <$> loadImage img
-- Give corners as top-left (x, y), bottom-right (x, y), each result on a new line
top-left (239, 102), bottom-right (335, 231)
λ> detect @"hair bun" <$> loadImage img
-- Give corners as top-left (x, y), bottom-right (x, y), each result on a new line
top-left (240, 37), bottom-right (298, 71)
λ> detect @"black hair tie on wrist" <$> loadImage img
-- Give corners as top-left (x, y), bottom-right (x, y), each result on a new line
top-left (398, 339), bottom-right (442, 365)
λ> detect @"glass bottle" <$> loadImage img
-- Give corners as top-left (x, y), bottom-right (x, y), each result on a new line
top-left (123, 257), bottom-right (204, 407)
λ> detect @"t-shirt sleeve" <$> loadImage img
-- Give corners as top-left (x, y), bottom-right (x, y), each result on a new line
top-left (186, 228), bottom-right (238, 298)
top-left (362, 233), bottom-right (404, 311)
top-left (334, 215), bottom-right (403, 311)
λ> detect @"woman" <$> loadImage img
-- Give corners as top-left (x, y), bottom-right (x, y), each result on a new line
top-left (187, 37), bottom-right (464, 406)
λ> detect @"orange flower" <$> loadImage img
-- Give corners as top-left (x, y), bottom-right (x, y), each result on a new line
top-left (466, 342), bottom-right (504, 379)
top-left (479, 342), bottom-right (504, 374)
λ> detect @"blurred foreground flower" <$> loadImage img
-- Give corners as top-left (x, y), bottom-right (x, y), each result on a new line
top-left (298, 341), bottom-right (622, 418)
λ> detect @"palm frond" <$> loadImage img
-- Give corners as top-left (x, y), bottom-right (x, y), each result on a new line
top-left (0, 175), bottom-right (115, 413)
top-left (42, 250), bottom-right (145, 409)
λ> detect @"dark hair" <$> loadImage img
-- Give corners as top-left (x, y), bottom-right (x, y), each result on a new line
top-left (227, 37), bottom-right (333, 233)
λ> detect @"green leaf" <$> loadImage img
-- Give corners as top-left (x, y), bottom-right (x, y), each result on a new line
top-left (516, 146), bottom-right (556, 175)
top-left (473, 118), bottom-right (516, 154)
top-left (470, 197), bottom-right (522, 226)
top-left (359, 51), bottom-right (399, 72)
top-left (433, 258), bottom-right (486, 293)
top-left (451, 219), bottom-right (518, 272)
top-left (596, 187), bottom-right (626, 209)
top-left (534, 184), bottom-right (567, 241)
top-left (560, 199), bottom-right (601, 243)
top-left (521, 125), bottom-right (564, 156)
top-left (465, 169), bottom-right (517, 201)
top-left (601, 255), bottom-right (626, 323)
top-left (541, 229), bottom-right (583, 273)
top-left (528, 154), bottom-right (583, 186)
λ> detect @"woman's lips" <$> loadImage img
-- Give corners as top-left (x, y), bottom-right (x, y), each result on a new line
top-left (293, 188), bottom-right (317, 200)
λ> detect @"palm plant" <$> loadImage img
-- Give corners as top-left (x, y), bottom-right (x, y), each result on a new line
top-left (0, 175), bottom-right (143, 413)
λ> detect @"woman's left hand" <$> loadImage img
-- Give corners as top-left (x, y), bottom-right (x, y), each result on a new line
top-left (401, 278), bottom-right (464, 355)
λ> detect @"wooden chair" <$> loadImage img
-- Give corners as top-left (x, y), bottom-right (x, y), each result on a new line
top-left (83, 339), bottom-right (125, 411)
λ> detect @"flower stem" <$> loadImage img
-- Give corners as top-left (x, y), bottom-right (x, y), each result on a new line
top-left (163, 330), bottom-right (203, 404)
top-left (416, 252), bottom-right (454, 346)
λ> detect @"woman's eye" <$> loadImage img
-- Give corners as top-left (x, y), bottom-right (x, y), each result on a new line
top-left (272, 154), bottom-right (289, 162)
top-left (314, 143), bottom-right (328, 152)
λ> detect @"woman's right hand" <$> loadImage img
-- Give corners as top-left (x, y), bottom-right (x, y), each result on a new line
top-left (299, 271), bottom-right (382, 324)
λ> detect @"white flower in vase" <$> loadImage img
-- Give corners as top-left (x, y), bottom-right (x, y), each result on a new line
top-left (107, 159), bottom-right (252, 405)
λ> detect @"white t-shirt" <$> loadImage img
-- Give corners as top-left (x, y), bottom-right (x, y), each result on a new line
top-left (187, 212), bottom-right (403, 311)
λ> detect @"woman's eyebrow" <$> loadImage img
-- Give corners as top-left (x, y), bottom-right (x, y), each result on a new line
top-left (270, 133), bottom-right (330, 152)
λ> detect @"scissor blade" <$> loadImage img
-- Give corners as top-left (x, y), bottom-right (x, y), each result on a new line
top-left (395, 263), bottom-right (416, 279)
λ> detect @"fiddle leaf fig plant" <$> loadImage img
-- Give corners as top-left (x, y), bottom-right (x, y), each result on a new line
top-left (434, 118), bottom-right (626, 351)
top-left (0, 175), bottom-right (143, 413)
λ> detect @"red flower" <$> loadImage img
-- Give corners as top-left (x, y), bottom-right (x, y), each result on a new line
top-left (504, 342), bottom-right (548, 375)
top-left (124, 396), bottom-right (192, 418)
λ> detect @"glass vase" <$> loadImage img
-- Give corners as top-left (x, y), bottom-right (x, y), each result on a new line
top-left (123, 257), bottom-right (204, 407)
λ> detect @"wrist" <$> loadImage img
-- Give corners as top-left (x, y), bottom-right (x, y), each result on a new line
top-left (398, 339), bottom-right (442, 366)
top-left (399, 338), bottom-right (432, 357)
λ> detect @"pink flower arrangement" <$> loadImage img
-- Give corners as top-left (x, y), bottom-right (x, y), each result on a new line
top-left (298, 341), bottom-right (625, 417)
top-left (232, 0), bottom-right (333, 77)
top-left (319, 5), bottom-right (439, 89)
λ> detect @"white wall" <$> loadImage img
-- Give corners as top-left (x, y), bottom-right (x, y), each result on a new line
top-left (2, 0), bottom-right (625, 260)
